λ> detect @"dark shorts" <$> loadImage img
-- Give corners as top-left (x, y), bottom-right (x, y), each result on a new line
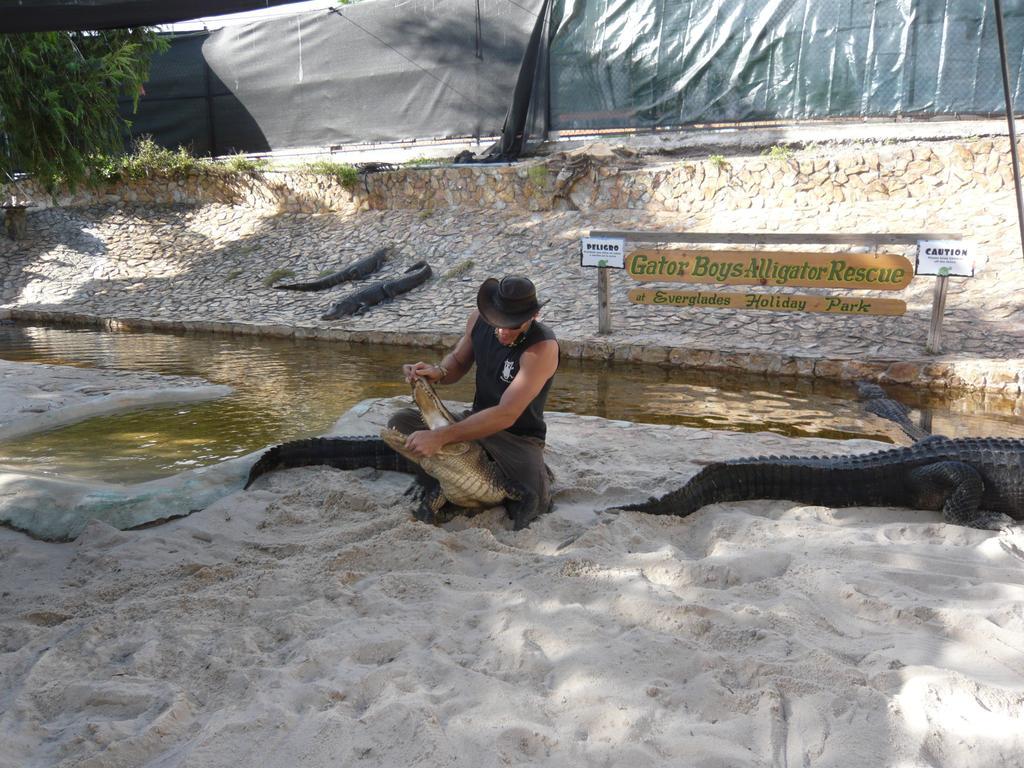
top-left (387, 406), bottom-right (553, 526)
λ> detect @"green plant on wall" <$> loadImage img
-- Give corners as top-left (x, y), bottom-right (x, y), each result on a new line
top-left (527, 163), bottom-right (549, 189)
top-left (88, 139), bottom-right (271, 185)
top-left (222, 153), bottom-right (269, 174)
top-left (302, 160), bottom-right (359, 190)
top-left (262, 268), bottom-right (296, 287)
top-left (404, 156), bottom-right (445, 167)
top-left (442, 259), bottom-right (475, 281)
top-left (708, 154), bottom-right (728, 169)
top-left (763, 145), bottom-right (793, 161)
top-left (116, 137), bottom-right (209, 179)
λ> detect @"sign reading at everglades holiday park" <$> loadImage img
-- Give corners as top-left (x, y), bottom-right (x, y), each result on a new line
top-left (580, 237), bottom-right (626, 268)
top-left (627, 288), bottom-right (907, 316)
top-left (626, 249), bottom-right (914, 289)
top-left (915, 240), bottom-right (982, 277)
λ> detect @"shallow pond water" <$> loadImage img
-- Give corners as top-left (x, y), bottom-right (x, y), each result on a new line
top-left (0, 323), bottom-right (1020, 483)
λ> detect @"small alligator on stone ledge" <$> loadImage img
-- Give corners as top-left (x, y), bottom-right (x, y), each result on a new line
top-left (619, 435), bottom-right (1024, 530)
top-left (274, 246), bottom-right (391, 291)
top-left (321, 260), bottom-right (432, 320)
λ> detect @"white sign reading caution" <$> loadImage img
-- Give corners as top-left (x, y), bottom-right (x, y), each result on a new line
top-left (916, 240), bottom-right (982, 277)
top-left (580, 237), bottom-right (626, 268)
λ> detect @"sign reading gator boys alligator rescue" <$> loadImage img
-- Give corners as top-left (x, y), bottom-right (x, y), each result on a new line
top-left (627, 249), bottom-right (914, 290)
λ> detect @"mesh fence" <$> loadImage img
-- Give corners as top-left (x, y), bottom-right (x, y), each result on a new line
top-left (548, 0), bottom-right (1024, 132)
top-left (121, 0), bottom-right (1024, 154)
top-left (120, 32), bottom-right (227, 156)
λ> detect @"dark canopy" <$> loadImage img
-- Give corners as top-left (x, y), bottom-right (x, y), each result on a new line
top-left (0, 0), bottom-right (311, 33)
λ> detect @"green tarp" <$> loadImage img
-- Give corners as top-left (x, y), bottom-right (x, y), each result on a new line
top-left (549, 0), bottom-right (1024, 130)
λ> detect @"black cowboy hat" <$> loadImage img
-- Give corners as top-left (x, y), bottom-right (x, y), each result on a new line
top-left (476, 276), bottom-right (548, 328)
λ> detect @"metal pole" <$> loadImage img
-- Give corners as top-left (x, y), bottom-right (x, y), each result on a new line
top-left (203, 55), bottom-right (217, 157)
top-left (597, 268), bottom-right (611, 334)
top-left (993, 0), bottom-right (1024, 262)
top-left (926, 275), bottom-right (950, 354)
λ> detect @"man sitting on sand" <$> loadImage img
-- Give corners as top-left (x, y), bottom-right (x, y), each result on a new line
top-left (390, 275), bottom-right (559, 528)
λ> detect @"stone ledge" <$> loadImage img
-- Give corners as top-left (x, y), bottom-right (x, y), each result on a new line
top-left (8, 308), bottom-right (1020, 395)
top-left (3, 136), bottom-right (1023, 216)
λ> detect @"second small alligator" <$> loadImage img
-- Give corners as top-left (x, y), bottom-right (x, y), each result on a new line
top-left (321, 261), bottom-right (432, 320)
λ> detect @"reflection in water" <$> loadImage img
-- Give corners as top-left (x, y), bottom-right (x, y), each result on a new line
top-left (0, 324), bottom-right (1020, 484)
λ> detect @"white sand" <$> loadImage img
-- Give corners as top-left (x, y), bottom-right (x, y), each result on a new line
top-left (1, 396), bottom-right (1023, 767)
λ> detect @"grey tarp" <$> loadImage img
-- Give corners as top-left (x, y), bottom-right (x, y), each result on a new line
top-left (124, 0), bottom-right (545, 154)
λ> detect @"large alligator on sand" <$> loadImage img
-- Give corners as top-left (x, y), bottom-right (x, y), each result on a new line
top-left (245, 378), bottom-right (537, 528)
top-left (274, 246), bottom-right (391, 291)
top-left (620, 435), bottom-right (1024, 530)
top-left (321, 261), bottom-right (432, 320)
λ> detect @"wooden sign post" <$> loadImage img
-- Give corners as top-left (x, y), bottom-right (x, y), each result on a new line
top-left (597, 268), bottom-right (611, 334)
top-left (916, 239), bottom-right (981, 354)
top-left (926, 276), bottom-right (950, 353)
top-left (580, 236), bottom-right (625, 335)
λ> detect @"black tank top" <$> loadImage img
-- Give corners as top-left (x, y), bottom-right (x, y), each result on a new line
top-left (471, 316), bottom-right (558, 440)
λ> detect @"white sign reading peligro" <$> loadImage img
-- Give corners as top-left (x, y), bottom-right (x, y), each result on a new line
top-left (580, 237), bottom-right (626, 268)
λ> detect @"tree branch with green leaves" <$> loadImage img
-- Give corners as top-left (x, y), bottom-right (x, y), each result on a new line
top-left (0, 29), bottom-right (168, 195)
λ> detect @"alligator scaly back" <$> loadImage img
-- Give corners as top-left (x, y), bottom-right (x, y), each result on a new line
top-left (321, 261), bottom-right (432, 320)
top-left (244, 436), bottom-right (416, 489)
top-left (621, 436), bottom-right (1024, 530)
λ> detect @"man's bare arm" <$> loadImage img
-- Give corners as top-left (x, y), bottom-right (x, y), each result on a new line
top-left (406, 337), bottom-right (558, 452)
top-left (403, 311), bottom-right (479, 384)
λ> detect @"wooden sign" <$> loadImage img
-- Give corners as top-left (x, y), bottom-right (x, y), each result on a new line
top-left (627, 249), bottom-right (914, 291)
top-left (628, 288), bottom-right (907, 316)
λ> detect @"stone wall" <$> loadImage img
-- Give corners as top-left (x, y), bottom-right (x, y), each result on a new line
top-left (5, 137), bottom-right (1022, 217)
top-left (4, 171), bottom-right (365, 214)
top-left (365, 138), bottom-right (1024, 214)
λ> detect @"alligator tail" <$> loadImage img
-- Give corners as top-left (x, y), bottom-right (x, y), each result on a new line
top-left (244, 436), bottom-right (419, 489)
top-left (621, 459), bottom-right (906, 517)
top-left (274, 247), bottom-right (391, 291)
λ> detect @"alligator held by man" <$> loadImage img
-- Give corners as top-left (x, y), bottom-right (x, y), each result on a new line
top-left (321, 261), bottom-right (432, 320)
top-left (620, 435), bottom-right (1024, 530)
top-left (274, 246), bottom-right (392, 291)
top-left (245, 378), bottom-right (538, 528)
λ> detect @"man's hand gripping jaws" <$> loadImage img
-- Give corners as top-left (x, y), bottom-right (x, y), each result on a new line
top-left (403, 337), bottom-right (558, 458)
